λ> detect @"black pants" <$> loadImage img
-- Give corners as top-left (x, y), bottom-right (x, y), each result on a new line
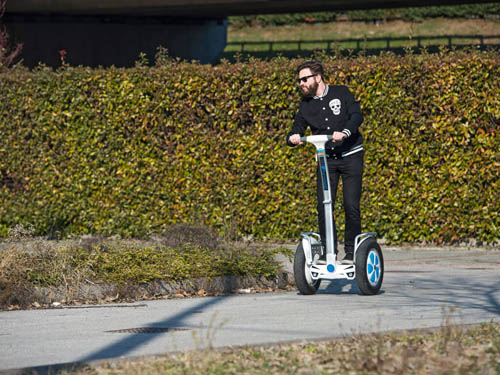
top-left (316, 151), bottom-right (364, 254)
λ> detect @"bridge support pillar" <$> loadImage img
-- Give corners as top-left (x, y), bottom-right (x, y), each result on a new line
top-left (5, 16), bottom-right (227, 67)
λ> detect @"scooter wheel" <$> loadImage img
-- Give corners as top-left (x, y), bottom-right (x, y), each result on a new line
top-left (293, 242), bottom-right (321, 295)
top-left (355, 237), bottom-right (384, 295)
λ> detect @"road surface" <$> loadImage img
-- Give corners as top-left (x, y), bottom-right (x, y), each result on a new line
top-left (1, 247), bottom-right (499, 373)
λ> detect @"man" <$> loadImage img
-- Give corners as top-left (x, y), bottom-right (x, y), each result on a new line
top-left (287, 61), bottom-right (364, 262)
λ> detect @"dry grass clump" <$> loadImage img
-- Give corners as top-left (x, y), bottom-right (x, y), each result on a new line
top-left (158, 224), bottom-right (220, 250)
top-left (0, 245), bottom-right (36, 309)
top-left (0, 239), bottom-right (92, 309)
top-left (67, 322), bottom-right (499, 375)
top-left (0, 225), bottom-right (291, 310)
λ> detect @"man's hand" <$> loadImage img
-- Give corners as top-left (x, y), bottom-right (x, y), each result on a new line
top-left (332, 131), bottom-right (347, 142)
top-left (289, 134), bottom-right (303, 145)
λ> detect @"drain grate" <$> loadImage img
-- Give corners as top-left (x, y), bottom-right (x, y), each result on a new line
top-left (106, 327), bottom-right (189, 334)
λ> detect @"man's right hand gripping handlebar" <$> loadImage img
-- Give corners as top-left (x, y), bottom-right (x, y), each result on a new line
top-left (289, 134), bottom-right (303, 145)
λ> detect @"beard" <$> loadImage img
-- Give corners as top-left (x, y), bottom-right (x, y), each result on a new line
top-left (301, 80), bottom-right (319, 98)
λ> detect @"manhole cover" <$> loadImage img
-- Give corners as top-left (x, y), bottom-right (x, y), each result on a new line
top-left (106, 327), bottom-right (189, 334)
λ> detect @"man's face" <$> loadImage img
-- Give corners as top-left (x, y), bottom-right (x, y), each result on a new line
top-left (298, 68), bottom-right (319, 97)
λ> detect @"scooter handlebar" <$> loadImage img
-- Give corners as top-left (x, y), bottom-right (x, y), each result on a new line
top-left (299, 134), bottom-right (333, 143)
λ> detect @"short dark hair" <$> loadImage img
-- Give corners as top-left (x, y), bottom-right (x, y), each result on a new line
top-left (296, 61), bottom-right (324, 80)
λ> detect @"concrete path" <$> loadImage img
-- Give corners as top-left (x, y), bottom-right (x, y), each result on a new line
top-left (1, 247), bottom-right (499, 373)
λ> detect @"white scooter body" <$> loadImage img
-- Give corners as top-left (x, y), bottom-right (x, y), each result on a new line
top-left (299, 135), bottom-right (377, 282)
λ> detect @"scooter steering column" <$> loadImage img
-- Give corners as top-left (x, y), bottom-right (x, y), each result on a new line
top-left (300, 135), bottom-right (337, 271)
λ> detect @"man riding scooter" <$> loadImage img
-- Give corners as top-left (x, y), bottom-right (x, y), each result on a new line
top-left (287, 61), bottom-right (364, 263)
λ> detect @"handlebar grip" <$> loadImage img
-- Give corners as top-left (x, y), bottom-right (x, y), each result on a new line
top-left (300, 135), bottom-right (333, 142)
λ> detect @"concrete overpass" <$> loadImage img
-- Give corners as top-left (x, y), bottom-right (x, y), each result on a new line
top-left (3, 0), bottom-right (495, 67)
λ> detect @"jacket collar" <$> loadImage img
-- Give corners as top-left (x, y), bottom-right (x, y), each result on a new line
top-left (313, 84), bottom-right (329, 99)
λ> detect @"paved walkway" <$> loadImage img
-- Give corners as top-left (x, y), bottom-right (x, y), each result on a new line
top-left (1, 246), bottom-right (499, 373)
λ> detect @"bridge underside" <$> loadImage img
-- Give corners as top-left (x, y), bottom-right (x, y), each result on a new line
top-left (3, 0), bottom-right (492, 67)
top-left (6, 0), bottom-right (491, 17)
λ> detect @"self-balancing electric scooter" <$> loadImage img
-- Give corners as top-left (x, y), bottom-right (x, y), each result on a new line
top-left (293, 135), bottom-right (384, 295)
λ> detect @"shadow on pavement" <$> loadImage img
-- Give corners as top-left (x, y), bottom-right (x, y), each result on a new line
top-left (386, 276), bottom-right (500, 318)
top-left (14, 295), bottom-right (232, 375)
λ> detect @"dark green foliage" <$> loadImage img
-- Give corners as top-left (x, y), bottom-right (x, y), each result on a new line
top-left (229, 13), bottom-right (338, 28)
top-left (0, 49), bottom-right (499, 244)
top-left (345, 3), bottom-right (500, 22)
top-left (229, 3), bottom-right (500, 27)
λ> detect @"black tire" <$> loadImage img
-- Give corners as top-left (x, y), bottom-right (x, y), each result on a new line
top-left (293, 242), bottom-right (321, 295)
top-left (355, 238), bottom-right (384, 295)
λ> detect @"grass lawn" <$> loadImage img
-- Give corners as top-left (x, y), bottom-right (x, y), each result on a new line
top-left (225, 18), bottom-right (500, 53)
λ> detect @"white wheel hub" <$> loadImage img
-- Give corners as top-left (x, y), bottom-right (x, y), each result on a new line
top-left (367, 249), bottom-right (381, 286)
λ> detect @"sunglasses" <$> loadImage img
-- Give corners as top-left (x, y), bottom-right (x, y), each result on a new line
top-left (297, 74), bottom-right (317, 84)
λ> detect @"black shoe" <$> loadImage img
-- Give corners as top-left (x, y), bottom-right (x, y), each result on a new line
top-left (342, 252), bottom-right (353, 263)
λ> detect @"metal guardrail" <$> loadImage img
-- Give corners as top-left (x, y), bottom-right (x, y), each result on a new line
top-left (226, 35), bottom-right (500, 52)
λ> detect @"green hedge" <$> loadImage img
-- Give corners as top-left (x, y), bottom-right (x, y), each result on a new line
top-left (1, 49), bottom-right (499, 244)
top-left (229, 3), bottom-right (500, 27)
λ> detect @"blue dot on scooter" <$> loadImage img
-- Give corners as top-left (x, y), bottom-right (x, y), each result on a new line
top-left (327, 264), bottom-right (335, 272)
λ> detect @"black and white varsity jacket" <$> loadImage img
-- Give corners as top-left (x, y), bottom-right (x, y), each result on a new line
top-left (286, 85), bottom-right (363, 157)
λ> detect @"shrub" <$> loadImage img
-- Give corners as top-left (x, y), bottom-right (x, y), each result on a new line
top-left (0, 49), bottom-right (498, 244)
